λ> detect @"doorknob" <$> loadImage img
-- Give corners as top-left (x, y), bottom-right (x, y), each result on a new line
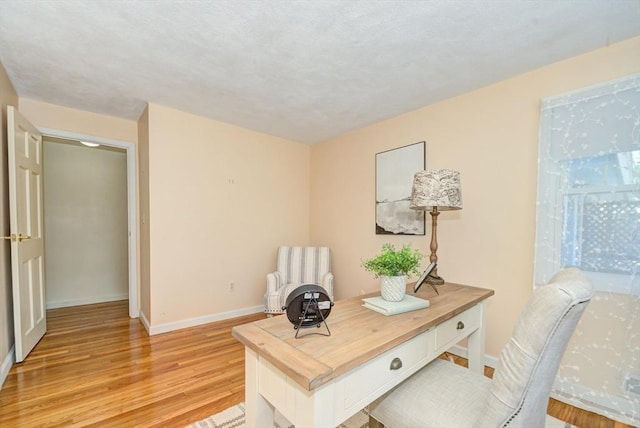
top-left (2, 234), bottom-right (31, 242)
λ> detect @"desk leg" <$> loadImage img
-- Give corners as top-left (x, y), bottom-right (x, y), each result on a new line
top-left (245, 347), bottom-right (274, 428)
top-left (467, 301), bottom-right (487, 375)
top-left (292, 382), bottom-right (336, 427)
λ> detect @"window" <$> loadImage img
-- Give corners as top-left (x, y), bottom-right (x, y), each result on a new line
top-left (534, 74), bottom-right (640, 426)
top-left (534, 74), bottom-right (639, 294)
top-left (561, 152), bottom-right (639, 275)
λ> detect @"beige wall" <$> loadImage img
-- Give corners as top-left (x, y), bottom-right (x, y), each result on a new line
top-left (137, 106), bottom-right (151, 323)
top-left (43, 141), bottom-right (128, 308)
top-left (310, 36), bottom-right (640, 357)
top-left (0, 63), bottom-right (18, 375)
top-left (145, 103), bottom-right (310, 327)
top-left (19, 99), bottom-right (138, 143)
top-left (10, 97), bottom-right (312, 332)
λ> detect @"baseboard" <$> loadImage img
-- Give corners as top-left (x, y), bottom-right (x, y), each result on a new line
top-left (148, 305), bottom-right (264, 336)
top-left (448, 344), bottom-right (499, 369)
top-left (46, 293), bottom-right (129, 309)
top-left (0, 346), bottom-right (15, 391)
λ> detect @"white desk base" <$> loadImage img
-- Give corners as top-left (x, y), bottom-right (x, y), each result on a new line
top-left (245, 302), bottom-right (486, 428)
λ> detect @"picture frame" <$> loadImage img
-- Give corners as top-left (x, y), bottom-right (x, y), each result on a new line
top-left (375, 141), bottom-right (425, 235)
top-left (413, 262), bottom-right (437, 294)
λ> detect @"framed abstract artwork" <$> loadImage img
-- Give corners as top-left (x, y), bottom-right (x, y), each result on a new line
top-left (375, 141), bottom-right (425, 235)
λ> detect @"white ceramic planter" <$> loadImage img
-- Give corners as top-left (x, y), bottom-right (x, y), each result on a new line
top-left (380, 275), bottom-right (407, 302)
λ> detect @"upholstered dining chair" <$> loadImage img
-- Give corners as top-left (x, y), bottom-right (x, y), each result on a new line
top-left (369, 267), bottom-right (594, 428)
top-left (263, 246), bottom-right (333, 315)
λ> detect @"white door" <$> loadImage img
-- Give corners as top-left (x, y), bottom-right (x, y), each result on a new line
top-left (6, 106), bottom-right (46, 362)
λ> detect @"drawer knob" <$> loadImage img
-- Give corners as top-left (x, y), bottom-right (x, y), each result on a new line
top-left (457, 321), bottom-right (465, 330)
top-left (390, 357), bottom-right (403, 370)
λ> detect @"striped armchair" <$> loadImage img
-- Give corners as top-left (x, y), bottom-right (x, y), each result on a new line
top-left (264, 246), bottom-right (334, 315)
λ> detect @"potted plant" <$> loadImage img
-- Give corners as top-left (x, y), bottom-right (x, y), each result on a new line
top-left (361, 243), bottom-right (423, 301)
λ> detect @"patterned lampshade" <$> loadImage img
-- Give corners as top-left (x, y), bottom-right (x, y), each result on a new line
top-left (410, 169), bottom-right (462, 211)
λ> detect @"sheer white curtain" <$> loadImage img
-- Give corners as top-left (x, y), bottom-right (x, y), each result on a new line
top-left (534, 74), bottom-right (639, 425)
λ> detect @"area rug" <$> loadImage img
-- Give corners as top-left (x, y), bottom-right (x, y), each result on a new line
top-left (188, 402), bottom-right (577, 428)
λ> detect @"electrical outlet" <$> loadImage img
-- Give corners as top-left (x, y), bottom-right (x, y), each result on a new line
top-left (229, 282), bottom-right (235, 292)
top-left (359, 289), bottom-right (366, 295)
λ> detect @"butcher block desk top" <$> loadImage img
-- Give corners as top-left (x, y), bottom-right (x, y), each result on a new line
top-left (232, 282), bottom-right (494, 392)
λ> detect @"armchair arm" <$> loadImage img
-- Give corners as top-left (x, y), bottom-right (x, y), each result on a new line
top-left (266, 271), bottom-right (284, 294)
top-left (321, 272), bottom-right (334, 300)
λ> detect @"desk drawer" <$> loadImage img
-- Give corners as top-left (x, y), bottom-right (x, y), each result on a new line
top-left (435, 304), bottom-right (481, 351)
top-left (342, 330), bottom-right (433, 410)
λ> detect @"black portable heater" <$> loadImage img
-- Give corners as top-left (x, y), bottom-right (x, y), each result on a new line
top-left (283, 284), bottom-right (333, 338)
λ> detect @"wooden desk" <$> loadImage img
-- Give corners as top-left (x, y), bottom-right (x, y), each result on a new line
top-left (232, 282), bottom-right (494, 428)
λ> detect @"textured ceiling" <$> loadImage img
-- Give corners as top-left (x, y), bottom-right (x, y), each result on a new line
top-left (1, 1), bottom-right (639, 144)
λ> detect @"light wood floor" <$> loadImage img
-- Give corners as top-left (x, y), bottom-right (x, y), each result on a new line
top-left (0, 301), bottom-right (631, 427)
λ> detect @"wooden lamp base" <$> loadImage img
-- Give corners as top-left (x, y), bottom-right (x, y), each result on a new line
top-left (427, 208), bottom-right (445, 287)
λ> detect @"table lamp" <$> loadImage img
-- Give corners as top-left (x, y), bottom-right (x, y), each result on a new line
top-left (410, 169), bottom-right (462, 286)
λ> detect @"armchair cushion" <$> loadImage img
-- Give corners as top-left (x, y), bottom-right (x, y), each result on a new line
top-left (264, 246), bottom-right (333, 314)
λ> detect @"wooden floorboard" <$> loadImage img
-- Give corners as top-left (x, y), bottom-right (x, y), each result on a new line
top-left (0, 301), bottom-right (264, 427)
top-left (0, 301), bottom-right (631, 427)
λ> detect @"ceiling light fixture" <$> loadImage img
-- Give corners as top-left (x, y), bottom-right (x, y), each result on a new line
top-left (80, 141), bottom-right (100, 148)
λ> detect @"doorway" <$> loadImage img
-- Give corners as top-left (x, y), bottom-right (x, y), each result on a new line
top-left (39, 128), bottom-right (138, 317)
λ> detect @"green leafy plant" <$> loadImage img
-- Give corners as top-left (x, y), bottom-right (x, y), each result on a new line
top-left (361, 243), bottom-right (423, 278)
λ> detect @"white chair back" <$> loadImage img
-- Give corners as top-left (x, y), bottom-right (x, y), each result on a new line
top-left (276, 246), bottom-right (331, 285)
top-left (478, 268), bottom-right (594, 427)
